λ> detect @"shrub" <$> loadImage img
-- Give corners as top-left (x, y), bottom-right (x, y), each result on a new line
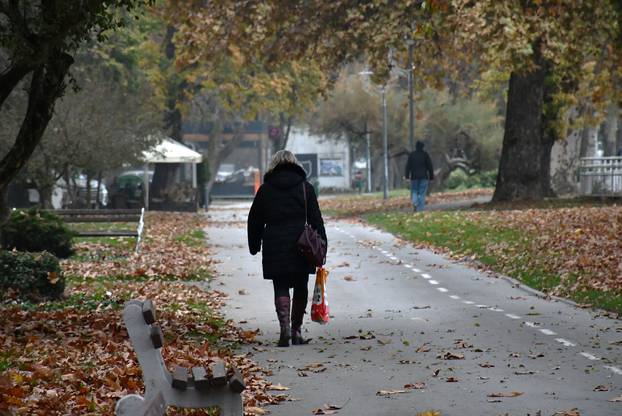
top-left (0, 250), bottom-right (65, 300)
top-left (1, 208), bottom-right (75, 258)
top-left (444, 169), bottom-right (497, 191)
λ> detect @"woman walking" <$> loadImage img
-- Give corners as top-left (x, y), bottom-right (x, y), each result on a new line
top-left (247, 150), bottom-right (327, 347)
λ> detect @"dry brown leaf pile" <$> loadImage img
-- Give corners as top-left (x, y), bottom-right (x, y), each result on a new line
top-left (63, 212), bottom-right (214, 280)
top-left (0, 212), bottom-right (284, 415)
top-left (320, 188), bottom-right (492, 217)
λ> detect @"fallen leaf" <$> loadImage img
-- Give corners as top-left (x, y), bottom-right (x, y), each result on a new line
top-left (404, 382), bottom-right (426, 389)
top-left (376, 389), bottom-right (410, 396)
top-left (608, 395), bottom-right (622, 402)
top-left (488, 391), bottom-right (524, 398)
top-left (246, 406), bottom-right (270, 415)
top-left (267, 384), bottom-right (290, 391)
top-left (593, 384), bottom-right (610, 392)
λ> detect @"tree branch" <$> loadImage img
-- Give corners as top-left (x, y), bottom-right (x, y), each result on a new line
top-left (0, 51), bottom-right (73, 190)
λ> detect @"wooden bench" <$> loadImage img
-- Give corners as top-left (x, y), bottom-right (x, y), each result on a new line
top-left (115, 299), bottom-right (245, 416)
top-left (49, 208), bottom-right (146, 252)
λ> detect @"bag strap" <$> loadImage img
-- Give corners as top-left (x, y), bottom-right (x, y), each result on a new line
top-left (302, 182), bottom-right (308, 225)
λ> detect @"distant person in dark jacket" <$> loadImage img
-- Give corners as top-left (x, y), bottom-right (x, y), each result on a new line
top-left (247, 150), bottom-right (327, 347)
top-left (405, 141), bottom-right (434, 212)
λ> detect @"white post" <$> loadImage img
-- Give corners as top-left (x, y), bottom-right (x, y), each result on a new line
top-left (382, 86), bottom-right (389, 201)
top-left (143, 162), bottom-right (150, 210)
top-left (192, 162), bottom-right (197, 188)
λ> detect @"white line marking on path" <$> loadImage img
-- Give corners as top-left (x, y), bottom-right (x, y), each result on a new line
top-left (539, 329), bottom-right (556, 336)
top-left (488, 307), bottom-right (504, 312)
top-left (404, 264), bottom-right (412, 269)
top-left (449, 295), bottom-right (460, 300)
top-left (505, 313), bottom-right (521, 319)
top-left (437, 287), bottom-right (448, 292)
top-left (604, 365), bottom-right (622, 375)
top-left (413, 268), bottom-right (422, 273)
top-left (421, 273), bottom-right (432, 279)
top-left (579, 352), bottom-right (600, 361)
top-left (429, 280), bottom-right (439, 285)
top-left (555, 338), bottom-right (576, 347)
top-left (524, 321), bottom-right (540, 328)
top-left (389, 256), bottom-right (398, 261)
top-left (463, 300), bottom-right (475, 305)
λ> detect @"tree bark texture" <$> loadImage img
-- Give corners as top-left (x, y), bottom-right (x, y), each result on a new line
top-left (0, 63), bottom-right (34, 109)
top-left (0, 51), bottom-right (73, 222)
top-left (493, 65), bottom-right (548, 201)
top-left (603, 103), bottom-right (619, 156)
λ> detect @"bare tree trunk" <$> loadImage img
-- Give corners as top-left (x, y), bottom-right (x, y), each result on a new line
top-left (204, 123), bottom-right (245, 204)
top-left (580, 124), bottom-right (599, 157)
top-left (0, 51), bottom-right (73, 223)
top-left (603, 103), bottom-right (619, 156)
top-left (95, 171), bottom-right (103, 209)
top-left (0, 63), bottom-right (33, 109)
top-left (85, 173), bottom-right (92, 209)
top-left (151, 25), bottom-right (184, 202)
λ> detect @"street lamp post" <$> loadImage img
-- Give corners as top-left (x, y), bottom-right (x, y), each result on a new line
top-left (366, 128), bottom-right (372, 193)
top-left (407, 40), bottom-right (415, 152)
top-left (381, 85), bottom-right (389, 200)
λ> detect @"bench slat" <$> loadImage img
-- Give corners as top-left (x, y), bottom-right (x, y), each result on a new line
top-left (209, 361), bottom-right (227, 387)
top-left (75, 231), bottom-right (138, 238)
top-left (142, 300), bottom-right (156, 325)
top-left (192, 367), bottom-right (210, 391)
top-left (51, 209), bottom-right (141, 216)
top-left (172, 366), bottom-right (188, 390)
top-left (228, 369), bottom-right (245, 393)
top-left (64, 216), bottom-right (141, 223)
top-left (150, 325), bottom-right (164, 349)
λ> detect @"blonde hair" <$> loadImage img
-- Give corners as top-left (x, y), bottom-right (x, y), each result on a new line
top-left (267, 150), bottom-right (300, 173)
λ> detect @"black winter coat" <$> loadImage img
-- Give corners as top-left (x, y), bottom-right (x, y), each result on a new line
top-left (247, 163), bottom-right (327, 280)
top-left (405, 150), bottom-right (434, 180)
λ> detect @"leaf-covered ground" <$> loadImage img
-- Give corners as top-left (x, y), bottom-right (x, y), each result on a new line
top-left (367, 206), bottom-right (622, 314)
top-left (320, 188), bottom-right (493, 217)
top-left (0, 212), bottom-right (282, 415)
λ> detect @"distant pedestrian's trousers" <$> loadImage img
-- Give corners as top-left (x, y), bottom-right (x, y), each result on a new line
top-left (410, 179), bottom-right (429, 211)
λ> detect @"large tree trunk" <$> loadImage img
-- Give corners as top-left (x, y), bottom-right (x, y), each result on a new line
top-left (0, 51), bottom-right (73, 223)
top-left (603, 103), bottom-right (619, 156)
top-left (550, 125), bottom-right (582, 195)
top-left (493, 64), bottom-right (548, 201)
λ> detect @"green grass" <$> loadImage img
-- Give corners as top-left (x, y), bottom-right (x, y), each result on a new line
top-left (13, 290), bottom-right (127, 312)
top-left (366, 210), bottom-right (622, 315)
top-left (174, 229), bottom-right (206, 247)
top-left (0, 350), bottom-right (15, 371)
top-left (165, 299), bottom-right (228, 346)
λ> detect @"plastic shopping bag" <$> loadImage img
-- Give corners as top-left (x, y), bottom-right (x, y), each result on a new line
top-left (311, 267), bottom-right (330, 324)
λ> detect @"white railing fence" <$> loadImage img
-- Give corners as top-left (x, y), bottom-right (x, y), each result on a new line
top-left (579, 157), bottom-right (622, 196)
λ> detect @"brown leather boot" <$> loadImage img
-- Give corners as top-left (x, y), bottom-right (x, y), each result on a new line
top-left (275, 296), bottom-right (291, 347)
top-left (291, 298), bottom-right (309, 345)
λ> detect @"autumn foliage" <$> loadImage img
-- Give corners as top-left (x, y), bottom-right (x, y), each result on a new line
top-left (0, 212), bottom-right (282, 415)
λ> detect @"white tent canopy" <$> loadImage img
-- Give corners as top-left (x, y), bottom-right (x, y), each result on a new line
top-left (141, 136), bottom-right (203, 209)
top-left (142, 137), bottom-right (202, 164)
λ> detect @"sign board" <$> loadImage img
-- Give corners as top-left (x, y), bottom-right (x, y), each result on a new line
top-left (295, 153), bottom-right (318, 180)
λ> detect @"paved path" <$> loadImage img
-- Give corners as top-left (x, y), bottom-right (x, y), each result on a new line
top-left (205, 201), bottom-right (621, 416)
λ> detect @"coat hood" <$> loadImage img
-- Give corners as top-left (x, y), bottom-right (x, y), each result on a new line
top-left (264, 162), bottom-right (307, 190)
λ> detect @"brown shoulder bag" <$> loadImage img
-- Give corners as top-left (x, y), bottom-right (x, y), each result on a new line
top-left (297, 182), bottom-right (327, 267)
